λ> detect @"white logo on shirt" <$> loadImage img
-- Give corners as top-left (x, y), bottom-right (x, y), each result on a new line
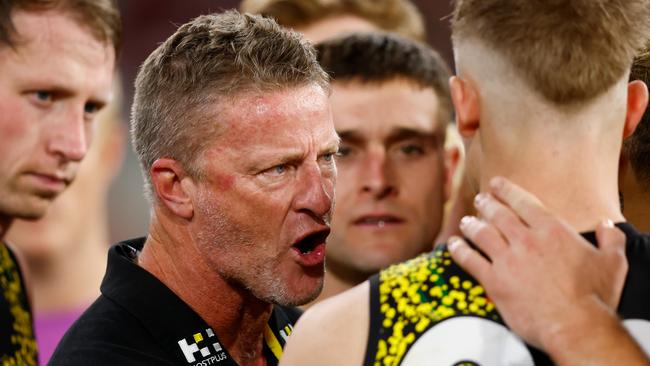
top-left (400, 317), bottom-right (650, 365)
top-left (178, 328), bottom-right (227, 364)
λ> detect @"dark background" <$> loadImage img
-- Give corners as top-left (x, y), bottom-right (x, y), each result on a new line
top-left (108, 0), bottom-right (455, 242)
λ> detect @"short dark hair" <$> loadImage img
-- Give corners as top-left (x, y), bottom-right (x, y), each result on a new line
top-left (316, 32), bottom-right (452, 125)
top-left (625, 46), bottom-right (650, 189)
top-left (131, 10), bottom-right (329, 201)
top-left (0, 0), bottom-right (121, 56)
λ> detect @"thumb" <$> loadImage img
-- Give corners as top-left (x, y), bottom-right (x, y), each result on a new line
top-left (595, 220), bottom-right (626, 254)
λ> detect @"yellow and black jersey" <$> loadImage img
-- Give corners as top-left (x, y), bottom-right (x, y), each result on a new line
top-left (0, 243), bottom-right (38, 366)
top-left (364, 223), bottom-right (650, 366)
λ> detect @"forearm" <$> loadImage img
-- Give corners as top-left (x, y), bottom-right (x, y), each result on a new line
top-left (542, 299), bottom-right (649, 366)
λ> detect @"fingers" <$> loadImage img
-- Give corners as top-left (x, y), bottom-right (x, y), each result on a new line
top-left (594, 220), bottom-right (628, 309)
top-left (448, 236), bottom-right (491, 283)
top-left (474, 192), bottom-right (526, 242)
top-left (459, 215), bottom-right (508, 259)
top-left (488, 176), bottom-right (549, 227)
top-left (595, 220), bottom-right (626, 254)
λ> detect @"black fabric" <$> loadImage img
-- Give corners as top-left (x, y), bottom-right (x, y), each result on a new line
top-left (0, 242), bottom-right (38, 365)
top-left (49, 238), bottom-right (301, 366)
top-left (364, 223), bottom-right (650, 366)
top-left (363, 275), bottom-right (381, 366)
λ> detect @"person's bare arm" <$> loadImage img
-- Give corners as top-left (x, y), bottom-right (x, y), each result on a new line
top-left (280, 282), bottom-right (369, 366)
top-left (448, 176), bottom-right (649, 366)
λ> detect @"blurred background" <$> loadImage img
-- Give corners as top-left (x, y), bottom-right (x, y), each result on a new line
top-left (109, 0), bottom-right (455, 243)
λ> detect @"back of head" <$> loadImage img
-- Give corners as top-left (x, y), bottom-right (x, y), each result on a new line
top-left (451, 0), bottom-right (650, 105)
top-left (0, 0), bottom-right (121, 56)
top-left (240, 0), bottom-right (426, 42)
top-left (131, 10), bottom-right (328, 201)
top-left (316, 32), bottom-right (452, 125)
top-left (626, 46), bottom-right (650, 189)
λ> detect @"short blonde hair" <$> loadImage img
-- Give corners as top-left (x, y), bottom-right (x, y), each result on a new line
top-left (451, 0), bottom-right (650, 105)
top-left (240, 0), bottom-right (426, 42)
top-left (1, 0), bottom-right (121, 56)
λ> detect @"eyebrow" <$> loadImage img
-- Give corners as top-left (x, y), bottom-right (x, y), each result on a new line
top-left (247, 135), bottom-right (341, 173)
top-left (321, 135), bottom-right (342, 154)
top-left (337, 127), bottom-right (443, 146)
top-left (29, 83), bottom-right (110, 111)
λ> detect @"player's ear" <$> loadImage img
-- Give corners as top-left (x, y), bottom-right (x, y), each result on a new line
top-left (150, 158), bottom-right (195, 219)
top-left (450, 76), bottom-right (480, 138)
top-left (443, 141), bottom-right (461, 202)
top-left (623, 80), bottom-right (649, 139)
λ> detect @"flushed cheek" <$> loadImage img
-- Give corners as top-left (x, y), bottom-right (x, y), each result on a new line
top-left (0, 113), bottom-right (42, 164)
top-left (214, 172), bottom-right (235, 191)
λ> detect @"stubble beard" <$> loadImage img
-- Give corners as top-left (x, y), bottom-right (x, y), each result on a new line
top-left (195, 192), bottom-right (322, 307)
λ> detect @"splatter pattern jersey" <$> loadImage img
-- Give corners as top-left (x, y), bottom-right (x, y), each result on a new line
top-left (364, 223), bottom-right (650, 366)
top-left (0, 243), bottom-right (37, 366)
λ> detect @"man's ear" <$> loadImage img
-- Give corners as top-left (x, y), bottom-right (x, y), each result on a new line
top-left (150, 158), bottom-right (195, 219)
top-left (449, 76), bottom-right (480, 138)
top-left (443, 142), bottom-right (461, 202)
top-left (623, 80), bottom-right (649, 139)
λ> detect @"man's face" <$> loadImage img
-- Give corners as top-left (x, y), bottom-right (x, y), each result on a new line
top-left (191, 85), bottom-right (338, 306)
top-left (0, 10), bottom-right (115, 221)
top-left (328, 79), bottom-right (449, 276)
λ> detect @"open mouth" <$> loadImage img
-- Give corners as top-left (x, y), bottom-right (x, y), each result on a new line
top-left (292, 230), bottom-right (330, 254)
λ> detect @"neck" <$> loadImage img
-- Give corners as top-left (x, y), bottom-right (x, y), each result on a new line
top-left (139, 215), bottom-right (272, 366)
top-left (621, 162), bottom-right (650, 232)
top-left (25, 213), bottom-right (108, 315)
top-left (305, 265), bottom-right (362, 308)
top-left (0, 215), bottom-right (11, 241)
top-left (479, 119), bottom-right (624, 232)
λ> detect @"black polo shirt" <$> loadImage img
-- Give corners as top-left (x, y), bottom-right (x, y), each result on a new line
top-left (50, 238), bottom-right (302, 366)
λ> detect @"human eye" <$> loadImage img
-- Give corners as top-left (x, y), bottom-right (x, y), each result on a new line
top-left (398, 142), bottom-right (425, 156)
top-left (36, 91), bottom-right (53, 101)
top-left (321, 152), bottom-right (335, 162)
top-left (261, 163), bottom-right (291, 177)
top-left (29, 90), bottom-right (54, 106)
top-left (335, 144), bottom-right (353, 159)
top-left (319, 152), bottom-right (337, 172)
top-left (272, 164), bottom-right (287, 175)
top-left (84, 102), bottom-right (102, 117)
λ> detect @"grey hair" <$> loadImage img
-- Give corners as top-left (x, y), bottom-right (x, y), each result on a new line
top-left (131, 10), bottom-right (329, 201)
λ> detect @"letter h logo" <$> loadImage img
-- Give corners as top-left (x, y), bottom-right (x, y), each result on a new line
top-left (178, 328), bottom-right (223, 363)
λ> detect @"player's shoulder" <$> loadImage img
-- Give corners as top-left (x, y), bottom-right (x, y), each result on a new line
top-left (377, 248), bottom-right (491, 319)
top-left (280, 282), bottom-right (369, 366)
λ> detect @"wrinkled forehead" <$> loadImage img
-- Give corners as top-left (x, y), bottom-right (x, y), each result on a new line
top-left (214, 84), bottom-right (335, 145)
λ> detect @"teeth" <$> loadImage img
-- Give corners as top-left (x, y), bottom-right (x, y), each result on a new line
top-left (378, 220), bottom-right (385, 228)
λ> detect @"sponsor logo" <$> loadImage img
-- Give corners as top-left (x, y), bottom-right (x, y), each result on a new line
top-left (178, 328), bottom-right (227, 365)
top-left (400, 317), bottom-right (650, 365)
top-left (401, 317), bottom-right (534, 366)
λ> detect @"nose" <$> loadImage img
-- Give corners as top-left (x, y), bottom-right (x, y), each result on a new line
top-left (46, 108), bottom-right (88, 162)
top-left (294, 163), bottom-right (335, 222)
top-left (361, 149), bottom-right (396, 199)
